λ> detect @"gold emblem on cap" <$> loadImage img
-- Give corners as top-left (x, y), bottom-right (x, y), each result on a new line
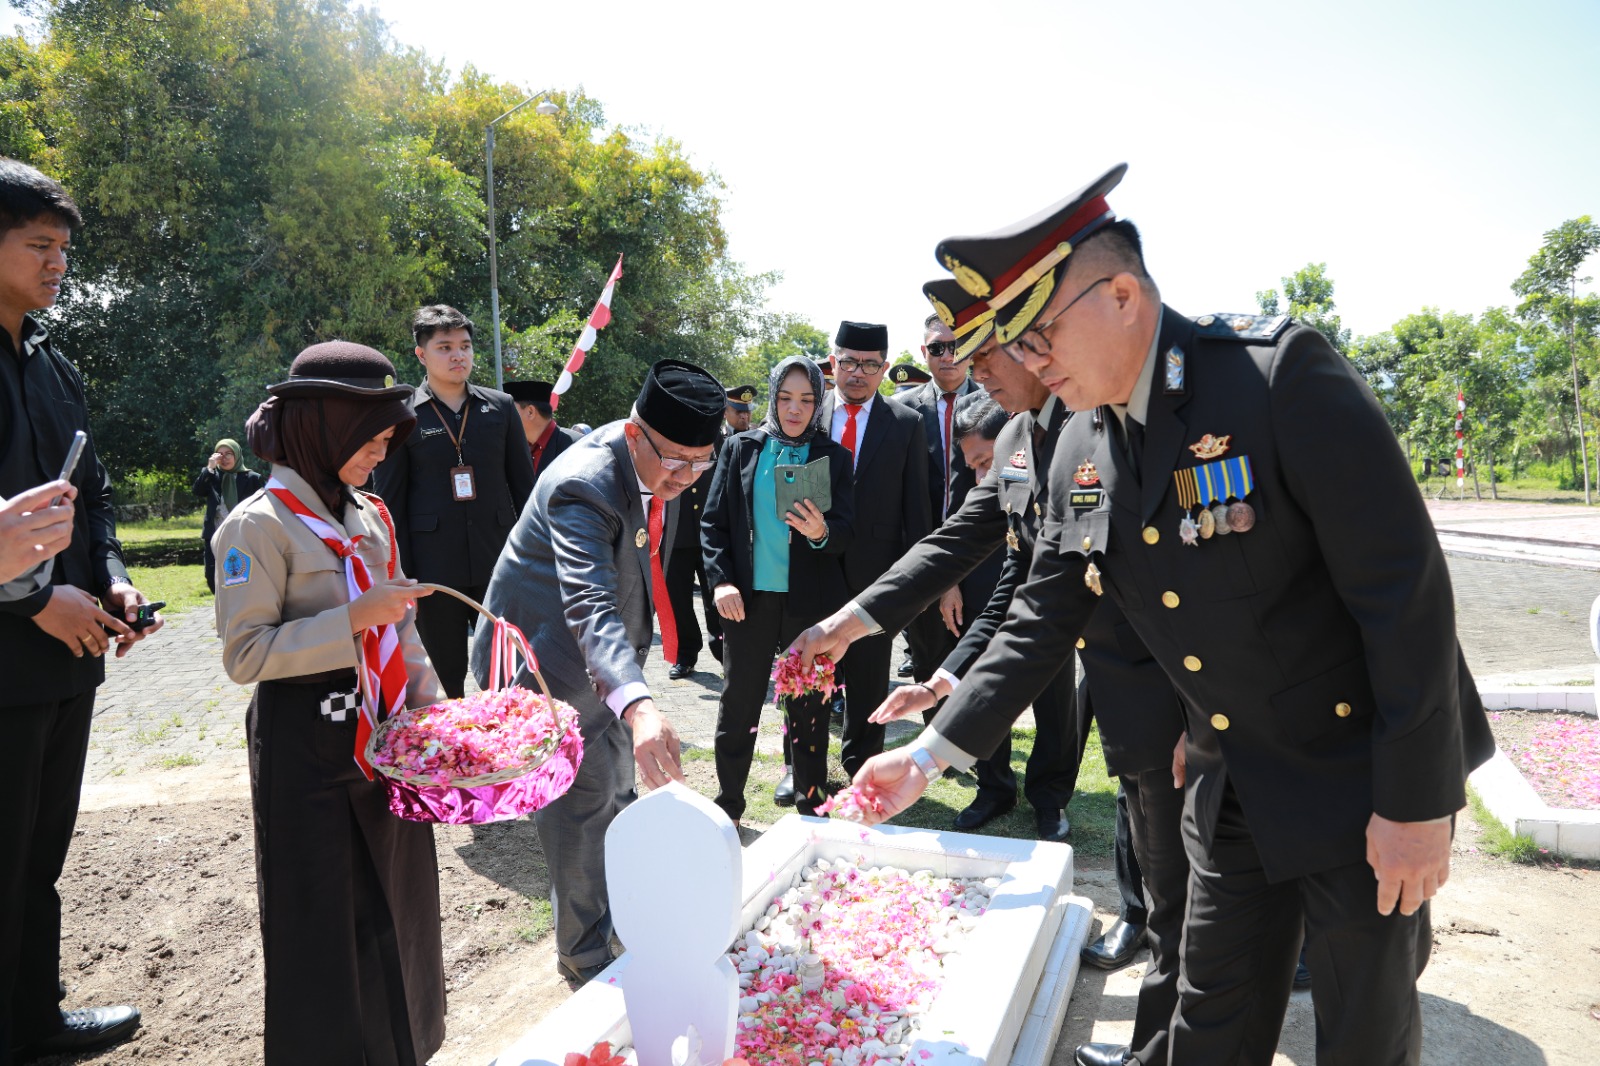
top-left (1196, 314), bottom-right (1215, 327)
top-left (994, 272), bottom-right (1056, 344)
top-left (385, 374), bottom-right (395, 387)
top-left (943, 255), bottom-right (992, 299)
top-left (927, 293), bottom-right (955, 327)
top-left (635, 529), bottom-right (647, 549)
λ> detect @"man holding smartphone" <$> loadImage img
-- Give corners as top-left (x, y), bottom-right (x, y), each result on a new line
top-left (0, 158), bottom-right (158, 1064)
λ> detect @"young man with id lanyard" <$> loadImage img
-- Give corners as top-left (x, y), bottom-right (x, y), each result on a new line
top-left (373, 304), bottom-right (535, 697)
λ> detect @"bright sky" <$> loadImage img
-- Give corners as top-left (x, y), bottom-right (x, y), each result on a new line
top-left (7, 0), bottom-right (1599, 346)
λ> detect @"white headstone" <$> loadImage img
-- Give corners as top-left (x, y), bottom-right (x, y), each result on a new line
top-left (1590, 593), bottom-right (1600, 689)
top-left (604, 782), bottom-right (741, 1066)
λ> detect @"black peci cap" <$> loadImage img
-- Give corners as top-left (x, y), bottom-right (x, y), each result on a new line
top-left (835, 321), bottom-right (889, 352)
top-left (504, 380), bottom-right (555, 406)
top-left (933, 163), bottom-right (1127, 346)
top-left (636, 359), bottom-right (726, 447)
top-left (267, 341), bottom-right (413, 400)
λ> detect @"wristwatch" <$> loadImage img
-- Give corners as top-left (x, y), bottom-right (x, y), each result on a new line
top-left (906, 744), bottom-right (944, 784)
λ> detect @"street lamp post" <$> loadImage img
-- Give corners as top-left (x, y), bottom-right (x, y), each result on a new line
top-left (487, 91), bottom-right (560, 390)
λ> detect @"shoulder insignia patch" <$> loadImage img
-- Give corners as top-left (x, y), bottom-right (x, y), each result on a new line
top-left (1193, 312), bottom-right (1290, 342)
top-left (221, 546), bottom-right (252, 588)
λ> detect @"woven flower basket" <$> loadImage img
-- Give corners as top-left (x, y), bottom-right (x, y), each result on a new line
top-left (365, 584), bottom-right (583, 825)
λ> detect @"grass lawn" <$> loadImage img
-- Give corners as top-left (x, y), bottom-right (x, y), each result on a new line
top-left (119, 515), bottom-right (212, 614)
top-left (708, 717), bottom-right (1122, 856)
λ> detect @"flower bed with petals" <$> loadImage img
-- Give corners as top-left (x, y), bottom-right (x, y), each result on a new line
top-left (1489, 710), bottom-right (1600, 811)
top-left (729, 858), bottom-right (993, 1066)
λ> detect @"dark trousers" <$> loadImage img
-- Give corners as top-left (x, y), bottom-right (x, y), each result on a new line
top-left (1120, 769), bottom-right (1189, 1066)
top-left (663, 548), bottom-right (721, 666)
top-left (203, 538), bottom-right (217, 593)
top-left (904, 608), bottom-right (954, 682)
top-left (413, 581), bottom-right (487, 699)
top-left (1170, 780), bottom-right (1430, 1066)
top-left (715, 591), bottom-right (828, 818)
top-left (972, 658), bottom-right (1079, 810)
top-left (837, 630), bottom-right (891, 777)
top-left (1113, 787), bottom-right (1147, 924)
top-left (0, 692), bottom-right (96, 1063)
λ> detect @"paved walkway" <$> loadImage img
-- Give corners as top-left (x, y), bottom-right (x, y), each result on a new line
top-left (1426, 498), bottom-right (1600, 570)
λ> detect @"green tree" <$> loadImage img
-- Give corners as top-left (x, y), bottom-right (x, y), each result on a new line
top-left (1256, 262), bottom-right (1352, 354)
top-left (1511, 216), bottom-right (1600, 503)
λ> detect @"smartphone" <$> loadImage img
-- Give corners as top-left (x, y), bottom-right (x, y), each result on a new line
top-left (106, 600), bottom-right (165, 636)
top-left (50, 430), bottom-right (88, 506)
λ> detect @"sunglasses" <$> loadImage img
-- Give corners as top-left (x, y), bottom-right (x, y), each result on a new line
top-left (633, 421), bottom-right (716, 473)
top-left (925, 340), bottom-right (959, 360)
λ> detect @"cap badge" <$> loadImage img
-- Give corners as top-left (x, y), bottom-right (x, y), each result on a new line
top-left (943, 255), bottom-right (992, 299)
top-left (1009, 450), bottom-right (1028, 469)
top-left (1232, 317), bottom-right (1252, 331)
top-left (927, 292), bottom-right (955, 327)
top-left (1164, 346), bottom-right (1186, 394)
top-left (384, 374), bottom-right (395, 387)
top-left (1188, 433), bottom-right (1232, 460)
top-left (1073, 460), bottom-right (1101, 486)
top-left (1196, 314), bottom-right (1216, 327)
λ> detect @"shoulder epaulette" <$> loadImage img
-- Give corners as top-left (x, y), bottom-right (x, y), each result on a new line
top-left (1192, 313), bottom-right (1290, 342)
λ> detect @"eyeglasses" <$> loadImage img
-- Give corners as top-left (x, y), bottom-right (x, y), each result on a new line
top-left (835, 357), bottom-right (885, 375)
top-left (999, 276), bottom-right (1112, 364)
top-left (925, 341), bottom-right (959, 360)
top-left (633, 421), bottom-right (716, 473)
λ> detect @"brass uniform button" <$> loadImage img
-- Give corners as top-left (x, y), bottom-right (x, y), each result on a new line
top-left (1075, 638), bottom-right (1086, 649)
top-left (1183, 655), bottom-right (1202, 672)
top-left (1082, 535), bottom-right (1093, 550)
top-left (1161, 591), bottom-right (1180, 609)
top-left (1335, 702), bottom-right (1352, 718)
top-left (1142, 526), bottom-right (1160, 545)
top-left (1210, 713), bottom-right (1230, 731)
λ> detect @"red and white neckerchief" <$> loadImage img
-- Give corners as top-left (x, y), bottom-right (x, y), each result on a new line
top-left (267, 477), bottom-right (407, 780)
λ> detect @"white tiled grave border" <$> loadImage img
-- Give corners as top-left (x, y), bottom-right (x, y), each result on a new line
top-left (1470, 688), bottom-right (1600, 860)
top-left (492, 815), bottom-right (1094, 1066)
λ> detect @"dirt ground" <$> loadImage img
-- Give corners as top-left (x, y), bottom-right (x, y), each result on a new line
top-left (32, 753), bottom-right (1600, 1066)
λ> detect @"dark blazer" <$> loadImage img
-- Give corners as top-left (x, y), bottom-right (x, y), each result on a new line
top-left (701, 429), bottom-right (854, 624)
top-left (373, 381), bottom-right (536, 589)
top-left (859, 400), bottom-right (1182, 775)
top-left (665, 433), bottom-right (722, 555)
top-left (934, 306), bottom-right (1494, 881)
top-left (894, 376), bottom-right (980, 524)
top-left (193, 465), bottom-right (266, 543)
top-left (819, 392), bottom-right (931, 593)
top-left (532, 424), bottom-right (580, 485)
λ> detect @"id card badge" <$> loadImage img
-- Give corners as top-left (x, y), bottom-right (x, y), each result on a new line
top-left (450, 465), bottom-right (477, 501)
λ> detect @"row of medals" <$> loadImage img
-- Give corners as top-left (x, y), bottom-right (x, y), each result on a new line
top-left (1179, 499), bottom-right (1256, 546)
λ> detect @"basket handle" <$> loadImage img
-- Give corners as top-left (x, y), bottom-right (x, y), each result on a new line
top-left (413, 582), bottom-right (551, 700)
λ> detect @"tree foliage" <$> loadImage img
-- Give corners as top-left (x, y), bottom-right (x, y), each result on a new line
top-left (1256, 262), bottom-right (1351, 354)
top-left (0, 0), bottom-right (776, 477)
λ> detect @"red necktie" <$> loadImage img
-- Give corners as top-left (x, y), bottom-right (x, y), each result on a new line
top-left (648, 496), bottom-right (678, 665)
top-left (840, 403), bottom-right (862, 461)
top-left (941, 391), bottom-right (959, 515)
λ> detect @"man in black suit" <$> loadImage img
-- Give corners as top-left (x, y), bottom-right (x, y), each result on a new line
top-left (374, 304), bottom-right (535, 697)
top-left (835, 166), bottom-right (1493, 1066)
top-left (820, 321), bottom-right (930, 777)
top-left (505, 379), bottom-right (579, 485)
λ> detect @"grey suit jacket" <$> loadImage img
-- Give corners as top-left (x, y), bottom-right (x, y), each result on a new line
top-left (471, 420), bottom-right (655, 739)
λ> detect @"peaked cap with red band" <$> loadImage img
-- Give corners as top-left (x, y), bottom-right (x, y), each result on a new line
top-left (932, 163), bottom-right (1127, 345)
top-left (922, 277), bottom-right (995, 364)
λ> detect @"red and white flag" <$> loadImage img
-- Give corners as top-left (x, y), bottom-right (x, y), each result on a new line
top-left (551, 253), bottom-right (623, 410)
top-left (1455, 390), bottom-right (1466, 487)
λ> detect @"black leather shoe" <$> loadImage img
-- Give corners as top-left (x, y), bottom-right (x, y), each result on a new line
top-left (774, 770), bottom-right (796, 807)
top-left (1074, 1042), bottom-right (1130, 1066)
top-left (1034, 807), bottom-right (1071, 842)
top-left (668, 660), bottom-right (695, 680)
top-left (897, 656), bottom-right (915, 677)
top-left (1081, 918), bottom-right (1146, 970)
top-left (1294, 958), bottom-right (1313, 990)
top-left (953, 795), bottom-right (1016, 831)
top-left (557, 959), bottom-right (611, 987)
top-left (15, 1006), bottom-right (141, 1060)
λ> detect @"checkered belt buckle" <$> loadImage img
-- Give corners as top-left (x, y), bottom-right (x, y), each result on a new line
top-left (319, 688), bottom-right (360, 723)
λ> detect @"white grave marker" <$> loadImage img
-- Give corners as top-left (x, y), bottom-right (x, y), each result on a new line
top-left (604, 782), bottom-right (741, 1066)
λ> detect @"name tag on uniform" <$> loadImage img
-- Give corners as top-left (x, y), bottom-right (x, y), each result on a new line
top-left (999, 467), bottom-right (1028, 482)
top-left (1069, 489), bottom-right (1103, 509)
top-left (420, 426), bottom-right (446, 440)
top-left (451, 465), bottom-right (476, 501)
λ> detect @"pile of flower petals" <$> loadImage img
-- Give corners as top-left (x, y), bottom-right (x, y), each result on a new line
top-left (730, 858), bottom-right (995, 1066)
top-left (1499, 713), bottom-right (1600, 810)
top-left (773, 651), bottom-right (839, 702)
top-left (371, 686), bottom-right (576, 785)
top-left (817, 786), bottom-right (883, 823)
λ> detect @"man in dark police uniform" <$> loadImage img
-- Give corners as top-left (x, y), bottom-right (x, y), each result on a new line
top-left (821, 165), bottom-right (1493, 1066)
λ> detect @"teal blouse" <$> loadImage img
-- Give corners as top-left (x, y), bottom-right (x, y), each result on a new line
top-left (752, 436), bottom-right (811, 592)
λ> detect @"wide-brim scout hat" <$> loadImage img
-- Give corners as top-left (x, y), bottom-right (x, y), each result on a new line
top-left (933, 163), bottom-right (1127, 346)
top-left (725, 384), bottom-right (757, 412)
top-left (889, 363), bottom-right (932, 387)
top-left (267, 340), bottom-right (414, 399)
top-left (922, 277), bottom-right (995, 364)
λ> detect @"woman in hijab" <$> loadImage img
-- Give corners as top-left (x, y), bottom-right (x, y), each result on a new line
top-left (702, 356), bottom-right (855, 821)
top-left (213, 341), bottom-right (446, 1066)
top-left (193, 438), bottom-right (264, 592)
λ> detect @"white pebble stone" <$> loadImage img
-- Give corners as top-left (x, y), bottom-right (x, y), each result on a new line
top-left (739, 996), bottom-right (759, 1013)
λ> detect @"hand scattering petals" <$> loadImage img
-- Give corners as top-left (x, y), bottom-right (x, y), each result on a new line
top-left (772, 650), bottom-right (839, 702)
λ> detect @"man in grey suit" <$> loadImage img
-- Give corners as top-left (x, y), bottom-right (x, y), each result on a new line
top-left (472, 359), bottom-right (727, 987)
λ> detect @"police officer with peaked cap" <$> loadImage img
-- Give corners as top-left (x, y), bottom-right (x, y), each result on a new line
top-left (723, 383), bottom-right (756, 436)
top-left (888, 362), bottom-right (932, 394)
top-left (826, 164), bottom-right (1494, 1066)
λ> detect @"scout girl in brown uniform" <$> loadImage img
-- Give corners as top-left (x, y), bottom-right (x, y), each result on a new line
top-left (213, 342), bottom-right (446, 1066)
